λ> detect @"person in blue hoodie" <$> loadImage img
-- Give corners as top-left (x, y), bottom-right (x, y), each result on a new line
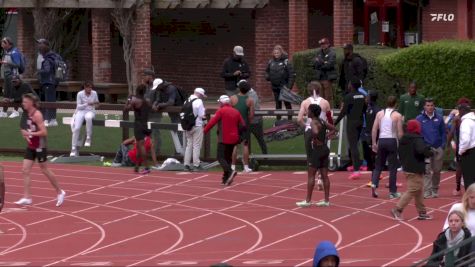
top-left (416, 98), bottom-right (446, 199)
top-left (313, 241), bottom-right (340, 267)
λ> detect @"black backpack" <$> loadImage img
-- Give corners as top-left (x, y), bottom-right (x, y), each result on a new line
top-left (353, 53), bottom-right (368, 79)
top-left (175, 86), bottom-right (188, 106)
top-left (52, 53), bottom-right (67, 82)
top-left (180, 98), bottom-right (198, 131)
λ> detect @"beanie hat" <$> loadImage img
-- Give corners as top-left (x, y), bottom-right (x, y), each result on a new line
top-left (406, 119), bottom-right (421, 135)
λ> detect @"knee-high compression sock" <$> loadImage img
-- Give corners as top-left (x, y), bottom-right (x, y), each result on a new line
top-left (0, 182), bottom-right (5, 212)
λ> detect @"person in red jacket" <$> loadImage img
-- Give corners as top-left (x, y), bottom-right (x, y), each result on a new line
top-left (204, 95), bottom-right (246, 186)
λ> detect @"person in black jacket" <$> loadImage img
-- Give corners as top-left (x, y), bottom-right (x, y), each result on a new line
top-left (152, 79), bottom-right (184, 154)
top-left (362, 91), bottom-right (381, 173)
top-left (265, 45), bottom-right (296, 121)
top-left (221, 46), bottom-right (251, 96)
top-left (426, 210), bottom-right (472, 267)
top-left (314, 38), bottom-right (337, 107)
top-left (338, 44), bottom-right (365, 96)
top-left (391, 119), bottom-right (433, 221)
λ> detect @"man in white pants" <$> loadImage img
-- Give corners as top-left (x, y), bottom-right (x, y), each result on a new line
top-left (183, 88), bottom-right (206, 171)
top-left (70, 81), bottom-right (99, 157)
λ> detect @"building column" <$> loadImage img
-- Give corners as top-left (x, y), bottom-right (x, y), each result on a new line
top-left (288, 0), bottom-right (308, 59)
top-left (333, 0), bottom-right (354, 46)
top-left (16, 10), bottom-right (36, 78)
top-left (91, 9), bottom-right (112, 83)
top-left (457, 0), bottom-right (473, 39)
top-left (254, 0), bottom-right (289, 99)
top-left (132, 0), bottom-right (152, 87)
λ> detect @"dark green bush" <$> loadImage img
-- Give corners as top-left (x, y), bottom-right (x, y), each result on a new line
top-left (378, 40), bottom-right (475, 107)
top-left (292, 45), bottom-right (400, 106)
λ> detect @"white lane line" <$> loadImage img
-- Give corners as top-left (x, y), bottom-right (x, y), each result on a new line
top-left (179, 212), bottom-right (213, 225)
top-left (415, 243), bottom-right (433, 253)
top-left (103, 214), bottom-right (139, 226)
top-left (255, 212), bottom-right (287, 224)
top-left (72, 206), bottom-right (100, 214)
top-left (339, 224), bottom-right (400, 251)
top-left (26, 215), bottom-right (65, 226)
top-left (82, 226), bottom-right (169, 255)
top-left (164, 225), bottom-right (246, 255)
top-left (331, 211), bottom-right (361, 223)
top-left (247, 225), bottom-right (323, 254)
top-left (0, 227), bottom-right (92, 255)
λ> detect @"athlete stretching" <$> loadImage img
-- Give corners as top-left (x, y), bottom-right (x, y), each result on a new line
top-left (125, 85), bottom-right (151, 174)
top-left (15, 93), bottom-right (65, 206)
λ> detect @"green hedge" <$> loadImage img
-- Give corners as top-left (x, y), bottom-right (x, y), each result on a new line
top-left (378, 40), bottom-right (475, 107)
top-left (292, 45), bottom-right (400, 105)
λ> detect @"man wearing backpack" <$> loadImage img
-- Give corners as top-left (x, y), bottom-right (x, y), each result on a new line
top-left (1, 37), bottom-right (24, 118)
top-left (183, 88), bottom-right (206, 172)
top-left (37, 38), bottom-right (60, 127)
top-left (338, 44), bottom-right (367, 97)
top-left (152, 78), bottom-right (185, 154)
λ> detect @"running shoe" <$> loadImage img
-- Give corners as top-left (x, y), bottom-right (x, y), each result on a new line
top-left (371, 185), bottom-right (378, 198)
top-left (70, 149), bottom-right (78, 157)
top-left (15, 198), bottom-right (32, 206)
top-left (424, 192), bottom-right (434, 199)
top-left (346, 165), bottom-right (354, 172)
top-left (389, 192), bottom-right (401, 200)
top-left (348, 172), bottom-right (361, 180)
top-left (366, 181), bottom-right (373, 187)
top-left (417, 213), bottom-right (433, 220)
top-left (432, 192), bottom-right (439, 198)
top-left (391, 208), bottom-right (403, 221)
top-left (48, 119), bottom-right (58, 127)
top-left (193, 165), bottom-right (205, 172)
top-left (231, 165), bottom-right (236, 171)
top-left (140, 168), bottom-right (151, 175)
top-left (184, 165), bottom-right (192, 172)
top-left (226, 170), bottom-right (237, 186)
top-left (453, 189), bottom-right (462, 196)
top-left (243, 166), bottom-right (253, 173)
top-left (0, 111), bottom-right (7, 118)
top-left (317, 179), bottom-right (323, 191)
top-left (359, 166), bottom-right (368, 171)
top-left (56, 190), bottom-right (66, 207)
top-left (84, 137), bottom-right (92, 147)
top-left (111, 162), bottom-right (122, 167)
top-left (315, 201), bottom-right (330, 207)
top-left (134, 166), bottom-right (140, 173)
top-left (8, 110), bottom-right (19, 118)
top-left (296, 200), bottom-right (312, 207)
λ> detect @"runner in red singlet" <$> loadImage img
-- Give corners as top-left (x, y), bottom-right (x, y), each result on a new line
top-left (14, 93), bottom-right (65, 207)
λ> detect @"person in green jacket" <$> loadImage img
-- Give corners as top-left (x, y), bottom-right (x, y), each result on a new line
top-left (398, 81), bottom-right (425, 123)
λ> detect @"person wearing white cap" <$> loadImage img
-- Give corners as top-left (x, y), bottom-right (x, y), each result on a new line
top-left (204, 95), bottom-right (246, 186)
top-left (143, 68), bottom-right (163, 157)
top-left (183, 88), bottom-right (207, 171)
top-left (221, 46), bottom-right (251, 96)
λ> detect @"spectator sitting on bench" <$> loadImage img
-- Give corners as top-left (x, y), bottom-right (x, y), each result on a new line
top-left (111, 130), bottom-right (158, 168)
top-left (2, 75), bottom-right (36, 119)
top-left (70, 81), bottom-right (99, 157)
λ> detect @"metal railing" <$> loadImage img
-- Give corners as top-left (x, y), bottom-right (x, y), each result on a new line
top-left (412, 235), bottom-right (475, 267)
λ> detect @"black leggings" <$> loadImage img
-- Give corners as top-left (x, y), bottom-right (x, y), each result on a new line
top-left (346, 121), bottom-right (363, 171)
top-left (272, 89), bottom-right (292, 120)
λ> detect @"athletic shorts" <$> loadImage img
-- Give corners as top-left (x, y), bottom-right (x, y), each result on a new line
top-left (24, 148), bottom-right (48, 163)
top-left (134, 122), bottom-right (147, 141)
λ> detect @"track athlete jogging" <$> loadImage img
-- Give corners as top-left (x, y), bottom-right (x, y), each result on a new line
top-left (15, 93), bottom-right (65, 207)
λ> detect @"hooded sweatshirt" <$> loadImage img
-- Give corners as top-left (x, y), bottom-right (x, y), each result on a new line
top-left (398, 129), bottom-right (433, 174)
top-left (313, 241), bottom-right (340, 267)
top-left (265, 54), bottom-right (296, 89)
top-left (459, 112), bottom-right (475, 155)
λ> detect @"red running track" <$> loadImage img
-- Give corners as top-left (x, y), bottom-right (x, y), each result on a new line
top-left (0, 162), bottom-right (460, 266)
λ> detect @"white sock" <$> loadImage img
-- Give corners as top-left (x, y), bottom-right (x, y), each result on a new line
top-left (244, 165), bottom-right (250, 170)
top-left (231, 165), bottom-right (236, 171)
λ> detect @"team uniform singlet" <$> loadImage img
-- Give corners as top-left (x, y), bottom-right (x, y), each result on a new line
top-left (24, 110), bottom-right (48, 162)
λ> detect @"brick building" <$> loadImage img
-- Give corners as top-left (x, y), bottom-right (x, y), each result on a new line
top-left (3, 0), bottom-right (474, 99)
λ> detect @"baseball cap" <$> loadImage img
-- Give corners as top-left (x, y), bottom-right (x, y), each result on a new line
top-left (36, 38), bottom-right (50, 46)
top-left (343, 43), bottom-right (353, 50)
top-left (233, 46), bottom-right (244, 56)
top-left (152, 78), bottom-right (163, 90)
top-left (143, 68), bottom-right (155, 76)
top-left (218, 95), bottom-right (230, 104)
top-left (406, 119), bottom-right (421, 135)
top-left (318, 38), bottom-right (330, 45)
top-left (194, 87), bottom-right (207, 97)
